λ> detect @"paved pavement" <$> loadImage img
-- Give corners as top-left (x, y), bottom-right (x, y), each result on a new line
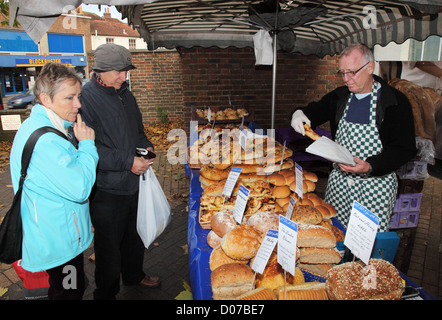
top-left (0, 150), bottom-right (441, 300)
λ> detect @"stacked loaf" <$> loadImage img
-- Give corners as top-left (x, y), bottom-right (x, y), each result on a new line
top-left (195, 107), bottom-right (249, 121)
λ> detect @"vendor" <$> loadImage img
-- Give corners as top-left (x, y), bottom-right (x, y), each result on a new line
top-left (291, 43), bottom-right (417, 232)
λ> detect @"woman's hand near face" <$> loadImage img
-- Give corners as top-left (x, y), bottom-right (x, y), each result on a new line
top-left (73, 114), bottom-right (95, 141)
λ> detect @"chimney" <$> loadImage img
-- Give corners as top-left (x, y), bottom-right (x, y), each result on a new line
top-left (103, 7), bottom-right (111, 19)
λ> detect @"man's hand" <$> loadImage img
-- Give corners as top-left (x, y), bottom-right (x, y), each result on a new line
top-left (291, 110), bottom-right (311, 135)
top-left (339, 156), bottom-right (371, 174)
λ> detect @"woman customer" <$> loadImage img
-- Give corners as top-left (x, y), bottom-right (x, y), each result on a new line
top-left (10, 63), bottom-right (98, 299)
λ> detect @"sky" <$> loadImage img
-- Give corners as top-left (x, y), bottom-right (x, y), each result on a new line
top-left (80, 4), bottom-right (127, 22)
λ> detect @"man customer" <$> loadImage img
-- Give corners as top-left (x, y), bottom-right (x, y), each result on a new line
top-left (10, 63), bottom-right (98, 299)
top-left (80, 43), bottom-right (159, 300)
top-left (291, 43), bottom-right (417, 232)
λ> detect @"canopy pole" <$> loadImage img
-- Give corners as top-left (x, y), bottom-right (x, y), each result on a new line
top-left (271, 31), bottom-right (277, 130)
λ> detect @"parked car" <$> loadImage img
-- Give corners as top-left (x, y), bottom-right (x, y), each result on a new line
top-left (6, 89), bottom-right (34, 109)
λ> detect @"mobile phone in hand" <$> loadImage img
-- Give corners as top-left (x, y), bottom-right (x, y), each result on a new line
top-left (136, 148), bottom-right (156, 159)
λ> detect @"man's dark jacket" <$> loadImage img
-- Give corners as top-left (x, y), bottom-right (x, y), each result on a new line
top-left (293, 75), bottom-right (417, 177)
top-left (80, 76), bottom-right (153, 195)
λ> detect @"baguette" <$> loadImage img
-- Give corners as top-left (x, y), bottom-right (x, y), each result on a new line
top-left (304, 124), bottom-right (321, 141)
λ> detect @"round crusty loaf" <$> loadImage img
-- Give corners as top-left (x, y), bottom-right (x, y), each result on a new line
top-left (247, 211), bottom-right (279, 235)
top-left (291, 205), bottom-right (323, 225)
top-left (209, 246), bottom-right (249, 271)
top-left (297, 223), bottom-right (336, 248)
top-left (266, 172), bottom-right (286, 186)
top-left (325, 259), bottom-right (404, 300)
top-left (207, 230), bottom-right (222, 248)
top-left (221, 224), bottom-right (261, 260)
top-left (211, 211), bottom-right (237, 238)
top-left (211, 263), bottom-right (255, 300)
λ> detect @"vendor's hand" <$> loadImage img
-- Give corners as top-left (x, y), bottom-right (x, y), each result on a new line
top-left (131, 156), bottom-right (150, 175)
top-left (291, 110), bottom-right (311, 135)
top-left (339, 156), bottom-right (371, 174)
top-left (73, 114), bottom-right (95, 141)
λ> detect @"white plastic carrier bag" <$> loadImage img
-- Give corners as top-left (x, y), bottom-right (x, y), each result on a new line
top-left (137, 167), bottom-right (171, 248)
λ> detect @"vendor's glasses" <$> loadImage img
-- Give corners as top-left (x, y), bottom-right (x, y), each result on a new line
top-left (337, 61), bottom-right (370, 78)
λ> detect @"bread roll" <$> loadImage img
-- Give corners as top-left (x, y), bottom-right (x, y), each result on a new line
top-left (298, 263), bottom-right (334, 277)
top-left (325, 259), bottom-right (404, 300)
top-left (211, 211), bottom-right (237, 237)
top-left (209, 246), bottom-right (248, 271)
top-left (221, 224), bottom-right (261, 260)
top-left (236, 287), bottom-right (277, 300)
top-left (207, 230), bottom-right (222, 248)
top-left (331, 225), bottom-right (345, 241)
top-left (211, 263), bottom-right (255, 300)
top-left (297, 223), bottom-right (336, 248)
top-left (255, 261), bottom-right (305, 290)
top-left (276, 282), bottom-right (328, 300)
top-left (266, 173), bottom-right (286, 186)
top-left (275, 197), bottom-right (290, 208)
top-left (323, 203), bottom-right (337, 218)
top-left (299, 247), bottom-right (342, 264)
top-left (272, 185), bottom-right (291, 198)
top-left (247, 211), bottom-right (279, 236)
top-left (303, 171), bottom-right (318, 182)
top-left (315, 205), bottom-right (332, 219)
top-left (291, 205), bottom-right (323, 225)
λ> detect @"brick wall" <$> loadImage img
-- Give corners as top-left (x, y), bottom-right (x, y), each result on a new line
top-left (87, 47), bottom-right (343, 130)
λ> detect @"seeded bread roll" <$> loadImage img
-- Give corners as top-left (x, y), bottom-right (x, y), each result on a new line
top-left (221, 224), bottom-right (261, 260)
top-left (325, 259), bottom-right (404, 300)
top-left (211, 263), bottom-right (255, 300)
top-left (291, 205), bottom-right (323, 225)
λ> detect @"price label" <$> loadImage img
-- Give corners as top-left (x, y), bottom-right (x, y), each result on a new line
top-left (222, 167), bottom-right (242, 198)
top-left (277, 215), bottom-right (298, 276)
top-left (251, 229), bottom-right (278, 274)
top-left (294, 162), bottom-right (303, 199)
top-left (285, 196), bottom-right (296, 219)
top-left (344, 201), bottom-right (379, 265)
top-left (232, 184), bottom-right (250, 224)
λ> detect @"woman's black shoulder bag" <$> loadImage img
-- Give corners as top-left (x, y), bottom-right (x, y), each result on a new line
top-left (0, 126), bottom-right (68, 264)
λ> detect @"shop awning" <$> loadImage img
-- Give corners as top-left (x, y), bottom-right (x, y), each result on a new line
top-left (10, 1), bottom-right (442, 58)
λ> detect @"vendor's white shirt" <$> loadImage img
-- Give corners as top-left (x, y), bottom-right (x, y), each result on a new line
top-left (401, 61), bottom-right (442, 92)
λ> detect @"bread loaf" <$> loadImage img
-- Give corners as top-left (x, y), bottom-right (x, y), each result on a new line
top-left (247, 211), bottom-right (279, 236)
top-left (211, 211), bottom-right (237, 237)
top-left (297, 263), bottom-right (334, 277)
top-left (236, 287), bottom-right (277, 300)
top-left (207, 230), bottom-right (222, 248)
top-left (211, 263), bottom-right (255, 300)
top-left (221, 224), bottom-right (261, 260)
top-left (272, 185), bottom-right (291, 198)
top-left (299, 247), bottom-right (342, 264)
top-left (276, 282), bottom-right (328, 300)
top-left (325, 259), bottom-right (404, 300)
top-left (291, 205), bottom-right (323, 225)
top-left (209, 246), bottom-right (248, 271)
top-left (297, 223), bottom-right (336, 248)
top-left (255, 257), bottom-right (305, 290)
top-left (266, 172), bottom-right (287, 186)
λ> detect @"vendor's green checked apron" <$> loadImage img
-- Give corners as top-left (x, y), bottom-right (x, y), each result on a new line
top-left (324, 81), bottom-right (397, 232)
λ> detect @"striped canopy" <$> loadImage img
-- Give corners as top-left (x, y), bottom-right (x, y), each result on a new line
top-left (118, 0), bottom-right (442, 57)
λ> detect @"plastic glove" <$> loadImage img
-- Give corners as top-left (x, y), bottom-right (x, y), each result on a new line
top-left (291, 110), bottom-right (311, 135)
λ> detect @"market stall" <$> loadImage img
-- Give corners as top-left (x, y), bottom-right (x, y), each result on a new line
top-left (185, 125), bottom-right (435, 300)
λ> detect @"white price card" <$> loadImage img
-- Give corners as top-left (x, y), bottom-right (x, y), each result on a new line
top-left (233, 184), bottom-right (250, 224)
top-left (285, 196), bottom-right (296, 219)
top-left (222, 167), bottom-right (242, 198)
top-left (294, 162), bottom-right (303, 198)
top-left (277, 215), bottom-right (298, 277)
top-left (251, 229), bottom-right (278, 275)
top-left (344, 201), bottom-right (379, 265)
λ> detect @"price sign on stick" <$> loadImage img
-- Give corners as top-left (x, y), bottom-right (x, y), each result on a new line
top-left (285, 196), bottom-right (296, 219)
top-left (294, 162), bottom-right (303, 199)
top-left (277, 215), bottom-right (298, 277)
top-left (344, 201), bottom-right (379, 265)
top-left (251, 229), bottom-right (278, 275)
top-left (233, 184), bottom-right (250, 224)
top-left (222, 167), bottom-right (242, 198)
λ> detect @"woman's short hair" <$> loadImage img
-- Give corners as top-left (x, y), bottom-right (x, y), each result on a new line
top-left (33, 63), bottom-right (82, 105)
top-left (340, 43), bottom-right (375, 63)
